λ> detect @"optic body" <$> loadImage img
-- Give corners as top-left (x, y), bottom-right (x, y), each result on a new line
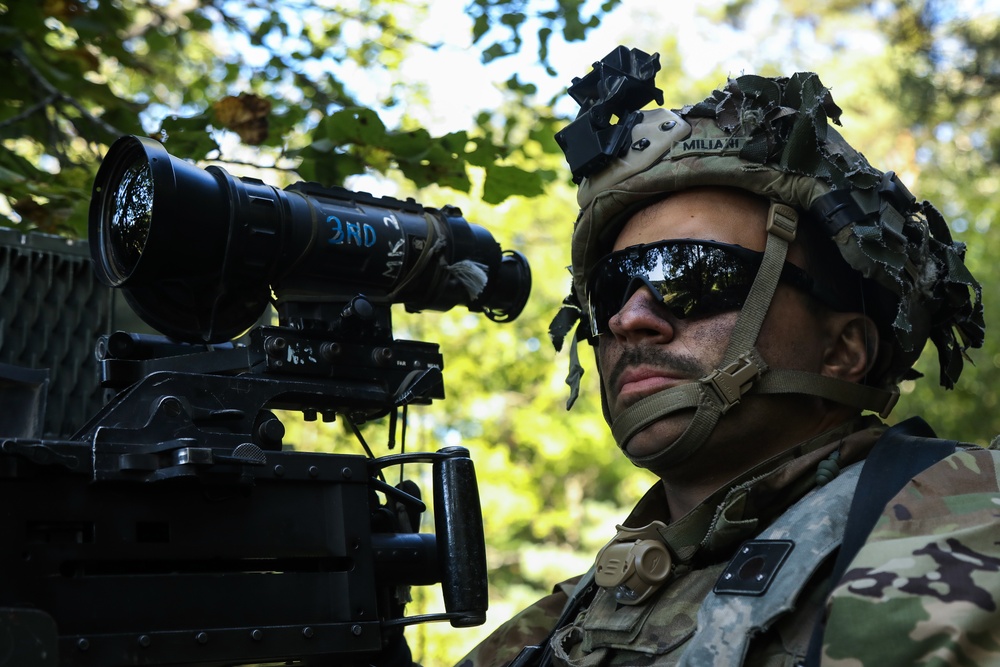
top-left (89, 135), bottom-right (530, 343)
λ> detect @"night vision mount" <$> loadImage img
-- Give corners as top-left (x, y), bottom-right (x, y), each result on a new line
top-left (555, 46), bottom-right (663, 183)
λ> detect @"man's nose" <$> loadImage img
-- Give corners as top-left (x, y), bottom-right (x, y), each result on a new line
top-left (606, 285), bottom-right (676, 344)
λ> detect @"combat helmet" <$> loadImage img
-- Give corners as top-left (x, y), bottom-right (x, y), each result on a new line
top-left (549, 47), bottom-right (984, 473)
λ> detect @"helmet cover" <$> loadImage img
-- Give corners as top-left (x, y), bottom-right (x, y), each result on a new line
top-left (558, 48), bottom-right (984, 390)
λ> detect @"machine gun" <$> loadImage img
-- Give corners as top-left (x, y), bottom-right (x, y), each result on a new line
top-left (0, 135), bottom-right (531, 666)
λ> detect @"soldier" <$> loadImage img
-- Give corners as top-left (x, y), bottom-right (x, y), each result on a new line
top-left (457, 48), bottom-right (999, 666)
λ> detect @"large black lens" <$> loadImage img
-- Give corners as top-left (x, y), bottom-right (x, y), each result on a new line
top-left (105, 155), bottom-right (154, 283)
top-left (90, 135), bottom-right (253, 341)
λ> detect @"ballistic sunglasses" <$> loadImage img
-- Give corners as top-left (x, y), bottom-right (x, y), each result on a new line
top-left (586, 239), bottom-right (835, 337)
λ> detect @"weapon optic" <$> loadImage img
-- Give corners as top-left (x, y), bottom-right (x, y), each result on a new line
top-left (0, 136), bottom-right (531, 666)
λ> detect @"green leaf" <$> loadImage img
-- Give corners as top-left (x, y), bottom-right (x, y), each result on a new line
top-left (482, 42), bottom-right (511, 63)
top-left (500, 12), bottom-right (526, 28)
top-left (145, 29), bottom-right (170, 54)
top-left (324, 107), bottom-right (387, 147)
top-left (482, 164), bottom-right (545, 204)
top-left (383, 128), bottom-right (432, 158)
top-left (463, 137), bottom-right (499, 167)
top-left (505, 75), bottom-right (537, 96)
top-left (398, 158), bottom-right (470, 192)
top-left (538, 26), bottom-right (552, 64)
top-left (439, 130), bottom-right (469, 154)
top-left (313, 152), bottom-right (368, 186)
top-left (187, 10), bottom-right (213, 32)
top-left (162, 112), bottom-right (212, 134)
top-left (159, 114), bottom-right (219, 158)
top-left (472, 14), bottom-right (490, 43)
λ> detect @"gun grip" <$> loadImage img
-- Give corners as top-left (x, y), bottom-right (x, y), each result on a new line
top-left (433, 447), bottom-right (488, 627)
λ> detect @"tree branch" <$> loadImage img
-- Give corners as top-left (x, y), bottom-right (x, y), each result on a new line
top-left (11, 47), bottom-right (126, 139)
top-left (0, 94), bottom-right (58, 130)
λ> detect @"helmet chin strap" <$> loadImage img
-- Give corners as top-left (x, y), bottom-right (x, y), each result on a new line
top-left (609, 203), bottom-right (898, 475)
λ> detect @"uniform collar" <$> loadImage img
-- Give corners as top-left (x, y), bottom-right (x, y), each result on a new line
top-left (621, 416), bottom-right (885, 565)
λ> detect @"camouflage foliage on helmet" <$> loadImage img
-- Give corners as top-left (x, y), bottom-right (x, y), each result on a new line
top-left (565, 67), bottom-right (985, 389)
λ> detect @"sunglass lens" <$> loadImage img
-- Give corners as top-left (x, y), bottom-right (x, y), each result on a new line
top-left (588, 242), bottom-right (759, 336)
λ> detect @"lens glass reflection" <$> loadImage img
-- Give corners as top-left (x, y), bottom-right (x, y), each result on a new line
top-left (106, 156), bottom-right (154, 280)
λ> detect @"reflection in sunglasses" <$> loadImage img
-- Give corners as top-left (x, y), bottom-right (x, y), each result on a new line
top-left (587, 240), bottom-right (820, 337)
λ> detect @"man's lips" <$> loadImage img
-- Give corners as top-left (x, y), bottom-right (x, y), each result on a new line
top-left (615, 368), bottom-right (687, 406)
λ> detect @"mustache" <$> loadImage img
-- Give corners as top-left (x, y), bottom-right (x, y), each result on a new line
top-left (606, 346), bottom-right (707, 393)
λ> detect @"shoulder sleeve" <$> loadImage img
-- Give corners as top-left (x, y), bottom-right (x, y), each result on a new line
top-left (453, 577), bottom-right (579, 667)
top-left (820, 448), bottom-right (1000, 665)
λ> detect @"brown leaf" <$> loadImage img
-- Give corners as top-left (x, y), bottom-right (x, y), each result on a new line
top-left (42, 0), bottom-right (85, 21)
top-left (212, 94), bottom-right (272, 145)
top-left (13, 197), bottom-right (71, 234)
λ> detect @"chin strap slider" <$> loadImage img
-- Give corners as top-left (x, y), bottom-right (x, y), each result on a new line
top-left (766, 203), bottom-right (798, 242)
top-left (704, 350), bottom-right (768, 412)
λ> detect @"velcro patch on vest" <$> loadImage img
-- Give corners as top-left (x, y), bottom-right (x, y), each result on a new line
top-left (713, 540), bottom-right (794, 596)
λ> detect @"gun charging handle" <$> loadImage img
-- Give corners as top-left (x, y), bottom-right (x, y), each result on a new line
top-left (433, 446), bottom-right (488, 627)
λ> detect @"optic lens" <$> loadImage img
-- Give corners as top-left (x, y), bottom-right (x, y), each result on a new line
top-left (105, 156), bottom-right (154, 282)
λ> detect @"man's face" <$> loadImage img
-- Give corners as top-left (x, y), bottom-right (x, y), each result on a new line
top-left (596, 186), bottom-right (841, 474)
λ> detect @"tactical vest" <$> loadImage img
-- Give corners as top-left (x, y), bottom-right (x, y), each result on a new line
top-left (516, 418), bottom-right (957, 667)
top-left (677, 461), bottom-right (862, 665)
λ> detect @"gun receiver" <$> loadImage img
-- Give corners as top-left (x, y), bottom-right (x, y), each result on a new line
top-left (1, 320), bottom-right (488, 665)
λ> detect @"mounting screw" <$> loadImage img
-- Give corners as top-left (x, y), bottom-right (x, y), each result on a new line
top-left (351, 624), bottom-right (363, 636)
top-left (138, 635), bottom-right (151, 648)
top-left (265, 336), bottom-right (287, 356)
top-left (308, 465), bottom-right (320, 478)
top-left (77, 638), bottom-right (90, 651)
top-left (251, 629), bottom-right (263, 641)
top-left (161, 396), bottom-right (183, 417)
top-left (341, 466), bottom-right (353, 479)
top-left (302, 626), bottom-right (314, 639)
top-left (195, 632), bottom-right (208, 644)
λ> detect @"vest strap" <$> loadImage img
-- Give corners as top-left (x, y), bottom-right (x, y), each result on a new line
top-left (677, 461), bottom-right (864, 667)
top-left (801, 417), bottom-right (955, 666)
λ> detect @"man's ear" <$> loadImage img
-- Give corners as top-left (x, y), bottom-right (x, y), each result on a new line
top-left (822, 314), bottom-right (879, 382)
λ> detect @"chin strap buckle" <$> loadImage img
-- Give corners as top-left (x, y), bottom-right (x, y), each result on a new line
top-left (705, 351), bottom-right (768, 413)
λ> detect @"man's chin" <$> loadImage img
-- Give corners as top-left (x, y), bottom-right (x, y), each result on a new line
top-left (620, 416), bottom-right (690, 459)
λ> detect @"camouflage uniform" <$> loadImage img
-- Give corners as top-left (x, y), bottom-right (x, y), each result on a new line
top-left (457, 421), bottom-right (1000, 666)
top-left (821, 446), bottom-right (1000, 665)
